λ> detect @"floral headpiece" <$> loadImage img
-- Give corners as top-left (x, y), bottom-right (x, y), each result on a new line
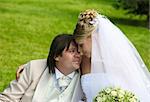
top-left (78, 9), bottom-right (98, 25)
top-left (73, 9), bottom-right (99, 40)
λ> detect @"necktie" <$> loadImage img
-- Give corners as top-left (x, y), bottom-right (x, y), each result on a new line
top-left (58, 76), bottom-right (71, 91)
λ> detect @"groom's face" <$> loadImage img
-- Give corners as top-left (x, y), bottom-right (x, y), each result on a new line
top-left (55, 42), bottom-right (81, 73)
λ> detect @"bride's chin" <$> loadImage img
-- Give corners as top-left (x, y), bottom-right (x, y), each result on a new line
top-left (82, 52), bottom-right (90, 57)
top-left (86, 53), bottom-right (91, 58)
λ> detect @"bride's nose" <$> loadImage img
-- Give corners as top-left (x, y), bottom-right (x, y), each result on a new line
top-left (78, 46), bottom-right (83, 56)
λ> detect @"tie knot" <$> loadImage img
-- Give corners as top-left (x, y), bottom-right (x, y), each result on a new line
top-left (58, 76), bottom-right (71, 88)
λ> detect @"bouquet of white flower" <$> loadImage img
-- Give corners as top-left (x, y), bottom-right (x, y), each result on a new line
top-left (94, 87), bottom-right (140, 102)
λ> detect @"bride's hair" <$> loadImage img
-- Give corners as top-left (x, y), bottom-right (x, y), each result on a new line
top-left (73, 9), bottom-right (98, 42)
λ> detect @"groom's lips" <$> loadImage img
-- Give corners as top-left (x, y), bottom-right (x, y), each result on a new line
top-left (73, 60), bottom-right (81, 64)
top-left (73, 61), bottom-right (80, 63)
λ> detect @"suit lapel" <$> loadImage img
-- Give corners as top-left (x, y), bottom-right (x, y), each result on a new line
top-left (71, 72), bottom-right (84, 102)
top-left (32, 68), bottom-right (57, 102)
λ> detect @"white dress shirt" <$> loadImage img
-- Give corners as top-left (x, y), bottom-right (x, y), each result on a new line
top-left (55, 68), bottom-right (75, 91)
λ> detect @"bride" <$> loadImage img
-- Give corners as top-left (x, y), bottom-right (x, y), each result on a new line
top-left (73, 9), bottom-right (150, 102)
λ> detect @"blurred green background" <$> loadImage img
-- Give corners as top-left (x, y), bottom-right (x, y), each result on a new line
top-left (0, 0), bottom-right (149, 91)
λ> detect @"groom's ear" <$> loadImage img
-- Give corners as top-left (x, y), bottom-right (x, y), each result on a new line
top-left (54, 56), bottom-right (59, 61)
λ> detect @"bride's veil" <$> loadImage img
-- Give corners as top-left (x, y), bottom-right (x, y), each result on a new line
top-left (91, 13), bottom-right (150, 100)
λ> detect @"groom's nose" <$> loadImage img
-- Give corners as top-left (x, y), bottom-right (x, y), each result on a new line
top-left (75, 51), bottom-right (81, 57)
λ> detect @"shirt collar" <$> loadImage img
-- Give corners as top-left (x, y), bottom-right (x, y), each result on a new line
top-left (55, 68), bottom-right (75, 80)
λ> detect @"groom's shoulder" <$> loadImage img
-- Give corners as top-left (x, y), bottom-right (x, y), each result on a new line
top-left (26, 59), bottom-right (47, 77)
top-left (30, 59), bottom-right (47, 66)
top-left (29, 59), bottom-right (47, 71)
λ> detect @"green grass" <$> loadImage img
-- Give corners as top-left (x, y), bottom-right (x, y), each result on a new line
top-left (0, 0), bottom-right (149, 91)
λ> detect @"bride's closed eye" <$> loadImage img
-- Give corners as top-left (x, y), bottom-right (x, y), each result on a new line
top-left (79, 43), bottom-right (83, 48)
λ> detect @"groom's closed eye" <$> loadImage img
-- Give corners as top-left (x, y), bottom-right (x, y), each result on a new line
top-left (68, 49), bottom-right (76, 53)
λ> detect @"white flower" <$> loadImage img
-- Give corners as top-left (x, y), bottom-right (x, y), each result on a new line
top-left (101, 96), bottom-right (107, 101)
top-left (105, 88), bottom-right (111, 94)
top-left (93, 87), bottom-right (139, 102)
top-left (119, 90), bottom-right (125, 95)
top-left (96, 97), bottom-right (102, 102)
top-left (111, 91), bottom-right (117, 97)
top-left (129, 98), bottom-right (137, 102)
top-left (89, 18), bottom-right (98, 26)
top-left (118, 93), bottom-right (124, 98)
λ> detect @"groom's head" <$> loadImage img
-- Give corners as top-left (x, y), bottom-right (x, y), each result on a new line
top-left (47, 34), bottom-right (81, 75)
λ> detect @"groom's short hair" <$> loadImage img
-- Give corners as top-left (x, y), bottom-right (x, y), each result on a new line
top-left (47, 34), bottom-right (77, 74)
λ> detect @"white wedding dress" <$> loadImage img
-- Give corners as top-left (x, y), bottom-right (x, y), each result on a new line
top-left (81, 73), bottom-right (150, 102)
top-left (81, 14), bottom-right (150, 102)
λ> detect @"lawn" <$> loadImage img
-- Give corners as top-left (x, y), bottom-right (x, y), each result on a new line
top-left (0, 0), bottom-right (149, 91)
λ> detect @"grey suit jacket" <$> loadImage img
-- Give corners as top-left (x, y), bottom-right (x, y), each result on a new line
top-left (0, 59), bottom-right (84, 102)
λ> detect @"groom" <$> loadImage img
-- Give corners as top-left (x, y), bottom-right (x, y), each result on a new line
top-left (0, 34), bottom-right (84, 102)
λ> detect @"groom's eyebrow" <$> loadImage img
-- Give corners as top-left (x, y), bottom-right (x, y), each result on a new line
top-left (69, 46), bottom-right (77, 50)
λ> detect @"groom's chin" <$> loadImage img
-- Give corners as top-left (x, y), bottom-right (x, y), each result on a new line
top-left (73, 64), bottom-right (80, 70)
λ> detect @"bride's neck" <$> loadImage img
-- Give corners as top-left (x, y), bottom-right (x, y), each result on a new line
top-left (81, 56), bottom-right (91, 75)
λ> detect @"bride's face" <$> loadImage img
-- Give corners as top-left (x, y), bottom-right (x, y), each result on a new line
top-left (78, 36), bottom-right (92, 58)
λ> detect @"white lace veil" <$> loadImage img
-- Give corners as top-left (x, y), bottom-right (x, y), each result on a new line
top-left (91, 14), bottom-right (150, 99)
